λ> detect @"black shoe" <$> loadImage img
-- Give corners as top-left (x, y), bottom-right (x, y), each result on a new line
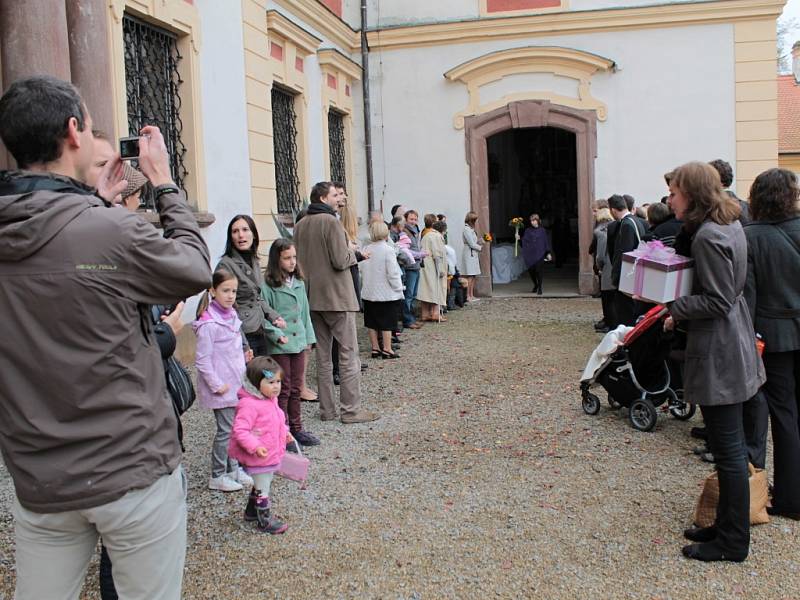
top-left (682, 542), bottom-right (746, 563)
top-left (594, 320), bottom-right (606, 329)
top-left (391, 336), bottom-right (403, 344)
top-left (361, 363), bottom-right (368, 371)
top-left (381, 350), bottom-right (400, 359)
top-left (333, 372), bottom-right (340, 385)
top-left (537, 288), bottom-right (543, 295)
top-left (286, 441), bottom-right (298, 453)
top-left (595, 326), bottom-right (610, 333)
top-left (684, 525), bottom-right (717, 543)
top-left (293, 430), bottom-right (321, 446)
top-left (690, 426), bottom-right (708, 441)
top-left (692, 445), bottom-right (709, 456)
top-left (766, 506), bottom-right (800, 520)
top-left (371, 349), bottom-right (381, 358)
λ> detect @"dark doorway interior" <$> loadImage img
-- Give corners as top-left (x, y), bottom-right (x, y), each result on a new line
top-left (487, 126), bottom-right (579, 294)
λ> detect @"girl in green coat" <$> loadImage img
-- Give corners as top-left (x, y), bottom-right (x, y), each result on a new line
top-left (261, 239), bottom-right (319, 447)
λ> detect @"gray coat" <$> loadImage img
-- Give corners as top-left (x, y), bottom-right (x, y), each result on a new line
top-left (593, 223), bottom-right (614, 291)
top-left (217, 251), bottom-right (280, 335)
top-left (670, 220), bottom-right (765, 406)
top-left (744, 216), bottom-right (800, 353)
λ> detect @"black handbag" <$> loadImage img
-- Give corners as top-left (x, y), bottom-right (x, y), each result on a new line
top-left (165, 355), bottom-right (195, 415)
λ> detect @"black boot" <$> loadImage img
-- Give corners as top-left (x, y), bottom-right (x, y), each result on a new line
top-left (244, 487), bottom-right (259, 522)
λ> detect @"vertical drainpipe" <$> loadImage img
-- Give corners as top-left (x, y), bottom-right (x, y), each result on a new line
top-left (360, 0), bottom-right (375, 212)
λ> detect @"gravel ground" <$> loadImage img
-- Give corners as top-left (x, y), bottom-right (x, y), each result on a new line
top-left (1, 297), bottom-right (799, 599)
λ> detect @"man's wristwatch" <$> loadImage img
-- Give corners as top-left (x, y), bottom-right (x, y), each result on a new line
top-left (153, 184), bottom-right (180, 202)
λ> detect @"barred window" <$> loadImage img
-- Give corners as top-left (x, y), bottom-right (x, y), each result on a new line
top-left (271, 86), bottom-right (302, 215)
top-left (328, 109), bottom-right (346, 188)
top-left (122, 14), bottom-right (188, 205)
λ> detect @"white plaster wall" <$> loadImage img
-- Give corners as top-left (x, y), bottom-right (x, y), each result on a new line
top-left (364, 0), bottom-right (718, 28)
top-left (366, 0), bottom-right (478, 28)
top-left (368, 23), bottom-right (736, 259)
top-left (195, 0), bottom-right (252, 261)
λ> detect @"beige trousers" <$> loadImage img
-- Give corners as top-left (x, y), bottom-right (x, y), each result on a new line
top-left (13, 467), bottom-right (187, 600)
top-left (311, 310), bottom-right (362, 419)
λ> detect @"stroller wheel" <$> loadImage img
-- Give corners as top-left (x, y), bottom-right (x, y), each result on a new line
top-left (669, 401), bottom-right (696, 421)
top-left (582, 392), bottom-right (601, 415)
top-left (608, 394), bottom-right (620, 409)
top-left (629, 398), bottom-right (657, 432)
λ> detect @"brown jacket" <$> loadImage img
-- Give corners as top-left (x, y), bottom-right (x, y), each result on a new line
top-left (294, 203), bottom-right (358, 312)
top-left (0, 171), bottom-right (211, 512)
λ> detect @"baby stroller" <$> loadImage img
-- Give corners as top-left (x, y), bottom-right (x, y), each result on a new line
top-left (579, 304), bottom-right (695, 432)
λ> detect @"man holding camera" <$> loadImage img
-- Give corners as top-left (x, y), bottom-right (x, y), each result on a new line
top-left (0, 75), bottom-right (211, 599)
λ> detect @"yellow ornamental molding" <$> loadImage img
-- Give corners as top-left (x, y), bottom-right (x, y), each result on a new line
top-left (272, 0), bottom-right (358, 51)
top-left (444, 46), bottom-right (615, 129)
top-left (267, 10), bottom-right (322, 56)
top-left (367, 0), bottom-right (784, 50)
top-left (317, 48), bottom-right (362, 81)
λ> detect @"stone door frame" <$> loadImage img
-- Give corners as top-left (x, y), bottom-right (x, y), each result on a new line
top-left (464, 100), bottom-right (598, 296)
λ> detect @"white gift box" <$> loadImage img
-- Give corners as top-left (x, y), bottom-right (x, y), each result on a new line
top-left (619, 250), bottom-right (694, 304)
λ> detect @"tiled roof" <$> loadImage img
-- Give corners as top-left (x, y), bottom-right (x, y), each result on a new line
top-left (779, 74), bottom-right (800, 154)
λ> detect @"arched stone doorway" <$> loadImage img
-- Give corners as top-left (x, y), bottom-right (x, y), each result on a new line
top-left (465, 100), bottom-right (598, 297)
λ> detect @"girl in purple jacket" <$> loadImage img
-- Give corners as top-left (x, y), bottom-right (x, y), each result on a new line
top-left (194, 268), bottom-right (254, 493)
top-left (229, 356), bottom-right (292, 534)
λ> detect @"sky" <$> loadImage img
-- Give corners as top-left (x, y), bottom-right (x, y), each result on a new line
top-left (782, 0), bottom-right (800, 54)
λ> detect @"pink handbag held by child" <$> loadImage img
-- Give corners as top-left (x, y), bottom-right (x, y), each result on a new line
top-left (277, 439), bottom-right (310, 487)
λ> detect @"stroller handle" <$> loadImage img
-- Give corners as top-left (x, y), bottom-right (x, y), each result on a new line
top-left (622, 304), bottom-right (669, 346)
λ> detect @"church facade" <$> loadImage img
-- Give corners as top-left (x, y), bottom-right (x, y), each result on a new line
top-left (0, 0), bottom-right (783, 298)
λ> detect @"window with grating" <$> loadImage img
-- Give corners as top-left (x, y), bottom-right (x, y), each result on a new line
top-left (122, 14), bottom-right (188, 208)
top-left (271, 87), bottom-right (302, 215)
top-left (328, 109), bottom-right (346, 188)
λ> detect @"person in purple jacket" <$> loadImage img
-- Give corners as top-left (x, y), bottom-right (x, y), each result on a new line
top-left (194, 268), bottom-right (254, 493)
top-left (521, 213), bottom-right (553, 294)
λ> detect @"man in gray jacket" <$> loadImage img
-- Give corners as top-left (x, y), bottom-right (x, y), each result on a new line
top-left (0, 76), bottom-right (211, 599)
top-left (294, 181), bottom-right (379, 424)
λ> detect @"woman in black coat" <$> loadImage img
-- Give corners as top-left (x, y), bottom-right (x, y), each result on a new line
top-left (665, 162), bottom-right (764, 562)
top-left (744, 168), bottom-right (800, 520)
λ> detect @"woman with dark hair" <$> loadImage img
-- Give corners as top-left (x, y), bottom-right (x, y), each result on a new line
top-left (646, 201), bottom-right (682, 248)
top-left (217, 215), bottom-right (285, 356)
top-left (521, 213), bottom-right (552, 295)
top-left (744, 168), bottom-right (800, 520)
top-left (665, 161), bottom-right (765, 562)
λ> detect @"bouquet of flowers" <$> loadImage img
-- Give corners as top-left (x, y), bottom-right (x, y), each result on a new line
top-left (509, 217), bottom-right (524, 256)
top-left (483, 233), bottom-right (493, 243)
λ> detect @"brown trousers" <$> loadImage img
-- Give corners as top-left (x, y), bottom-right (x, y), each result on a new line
top-left (310, 311), bottom-right (362, 419)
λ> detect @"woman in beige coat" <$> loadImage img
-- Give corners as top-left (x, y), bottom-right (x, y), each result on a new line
top-left (417, 214), bottom-right (448, 322)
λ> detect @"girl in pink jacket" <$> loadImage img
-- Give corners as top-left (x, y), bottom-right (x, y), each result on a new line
top-left (193, 268), bottom-right (254, 494)
top-left (229, 356), bottom-right (292, 534)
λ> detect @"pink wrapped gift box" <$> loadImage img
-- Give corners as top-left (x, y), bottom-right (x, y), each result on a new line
top-left (619, 241), bottom-right (694, 304)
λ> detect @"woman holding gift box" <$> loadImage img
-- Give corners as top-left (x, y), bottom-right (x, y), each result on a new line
top-left (664, 161), bottom-right (765, 563)
top-left (744, 168), bottom-right (800, 521)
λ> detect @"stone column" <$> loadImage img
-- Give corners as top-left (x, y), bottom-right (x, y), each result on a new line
top-left (0, 0), bottom-right (72, 168)
top-left (0, 0), bottom-right (71, 87)
top-left (66, 0), bottom-right (115, 136)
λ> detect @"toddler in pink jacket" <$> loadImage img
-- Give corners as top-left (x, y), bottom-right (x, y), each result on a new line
top-left (229, 356), bottom-right (293, 534)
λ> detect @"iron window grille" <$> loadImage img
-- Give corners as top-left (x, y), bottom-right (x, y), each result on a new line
top-left (271, 86), bottom-right (302, 215)
top-left (328, 109), bottom-right (347, 188)
top-left (122, 14), bottom-right (188, 208)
